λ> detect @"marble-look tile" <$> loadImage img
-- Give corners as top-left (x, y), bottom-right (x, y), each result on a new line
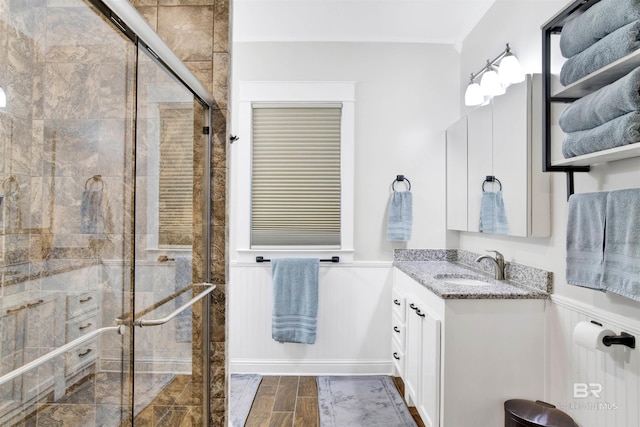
top-left (211, 109), bottom-right (227, 168)
top-left (212, 167), bottom-right (225, 227)
top-left (44, 62), bottom-right (101, 120)
top-left (186, 60), bottom-right (213, 95)
top-left (34, 403), bottom-right (96, 426)
top-left (213, 0), bottom-right (229, 53)
top-left (209, 284), bottom-right (225, 342)
top-left (157, 6), bottom-right (213, 62)
top-left (210, 225), bottom-right (226, 284)
top-left (213, 52), bottom-right (228, 110)
top-left (130, 0), bottom-right (158, 7)
top-left (160, 0), bottom-right (214, 5)
top-left (134, 6), bottom-right (159, 31)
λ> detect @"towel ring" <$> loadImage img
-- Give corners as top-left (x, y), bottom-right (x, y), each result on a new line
top-left (482, 176), bottom-right (502, 192)
top-left (2, 175), bottom-right (19, 192)
top-left (392, 175), bottom-right (411, 191)
top-left (85, 175), bottom-right (105, 191)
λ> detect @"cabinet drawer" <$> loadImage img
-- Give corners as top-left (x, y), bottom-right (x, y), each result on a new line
top-left (392, 288), bottom-right (406, 322)
top-left (392, 314), bottom-right (406, 350)
top-left (66, 309), bottom-right (98, 341)
top-left (66, 292), bottom-right (97, 319)
top-left (392, 340), bottom-right (404, 377)
top-left (65, 345), bottom-right (97, 377)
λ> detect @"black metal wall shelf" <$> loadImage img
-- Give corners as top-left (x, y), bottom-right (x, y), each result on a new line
top-left (541, 0), bottom-right (601, 199)
top-left (542, 0), bottom-right (640, 198)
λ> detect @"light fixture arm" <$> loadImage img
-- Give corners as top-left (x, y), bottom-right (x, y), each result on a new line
top-left (468, 43), bottom-right (512, 82)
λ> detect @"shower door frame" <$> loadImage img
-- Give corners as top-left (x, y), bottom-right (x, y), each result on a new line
top-left (86, 0), bottom-right (215, 424)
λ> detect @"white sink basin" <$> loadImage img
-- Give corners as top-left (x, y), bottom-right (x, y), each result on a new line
top-left (434, 274), bottom-right (491, 287)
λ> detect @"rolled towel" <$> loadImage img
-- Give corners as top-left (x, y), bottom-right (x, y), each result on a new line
top-left (559, 67), bottom-right (640, 133)
top-left (602, 189), bottom-right (640, 302)
top-left (479, 191), bottom-right (509, 235)
top-left (566, 192), bottom-right (607, 290)
top-left (561, 111), bottom-right (640, 158)
top-left (560, 0), bottom-right (640, 58)
top-left (386, 191), bottom-right (413, 241)
top-left (560, 21), bottom-right (640, 87)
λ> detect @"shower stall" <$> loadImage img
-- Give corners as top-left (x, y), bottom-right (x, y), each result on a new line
top-left (0, 0), bottom-right (214, 425)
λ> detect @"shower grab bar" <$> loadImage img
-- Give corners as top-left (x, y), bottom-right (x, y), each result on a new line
top-left (0, 325), bottom-right (126, 387)
top-left (132, 283), bottom-right (216, 328)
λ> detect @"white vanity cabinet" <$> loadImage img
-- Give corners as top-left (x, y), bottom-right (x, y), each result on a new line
top-left (445, 74), bottom-right (550, 237)
top-left (393, 268), bottom-right (546, 427)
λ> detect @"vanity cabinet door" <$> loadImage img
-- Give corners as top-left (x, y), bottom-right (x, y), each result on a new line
top-left (418, 305), bottom-right (441, 427)
top-left (446, 116), bottom-right (468, 231)
top-left (404, 297), bottom-right (422, 406)
top-left (466, 104), bottom-right (493, 233)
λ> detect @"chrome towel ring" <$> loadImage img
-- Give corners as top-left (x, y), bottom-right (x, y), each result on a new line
top-left (392, 175), bottom-right (411, 191)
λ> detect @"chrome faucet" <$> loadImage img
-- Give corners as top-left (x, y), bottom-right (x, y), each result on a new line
top-left (475, 250), bottom-right (505, 280)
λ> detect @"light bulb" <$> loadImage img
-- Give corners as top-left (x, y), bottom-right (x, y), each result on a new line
top-left (464, 82), bottom-right (484, 106)
top-left (480, 68), bottom-right (502, 96)
top-left (0, 86), bottom-right (6, 108)
top-left (498, 53), bottom-right (524, 84)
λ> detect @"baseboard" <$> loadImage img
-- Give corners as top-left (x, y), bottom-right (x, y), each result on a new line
top-left (230, 359), bottom-right (393, 376)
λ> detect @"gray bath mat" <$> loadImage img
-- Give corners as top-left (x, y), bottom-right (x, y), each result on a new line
top-left (230, 373), bottom-right (262, 427)
top-left (317, 376), bottom-right (418, 427)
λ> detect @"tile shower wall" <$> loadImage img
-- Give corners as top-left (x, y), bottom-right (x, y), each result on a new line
top-left (130, 0), bottom-right (230, 424)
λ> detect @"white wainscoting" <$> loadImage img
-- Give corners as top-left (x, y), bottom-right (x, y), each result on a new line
top-left (547, 295), bottom-right (640, 427)
top-left (229, 262), bottom-right (393, 375)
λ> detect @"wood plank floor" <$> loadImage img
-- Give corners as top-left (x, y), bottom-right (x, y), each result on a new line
top-left (245, 376), bottom-right (425, 427)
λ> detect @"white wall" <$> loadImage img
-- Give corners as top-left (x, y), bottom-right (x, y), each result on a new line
top-left (459, 1), bottom-right (640, 425)
top-left (230, 42), bottom-right (460, 261)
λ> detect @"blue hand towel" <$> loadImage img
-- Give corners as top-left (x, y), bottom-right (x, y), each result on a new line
top-left (479, 191), bottom-right (509, 235)
top-left (561, 111), bottom-right (640, 158)
top-left (560, 21), bottom-right (640, 86)
top-left (602, 189), bottom-right (640, 301)
top-left (559, 67), bottom-right (640, 133)
top-left (386, 191), bottom-right (413, 241)
top-left (80, 189), bottom-right (103, 234)
top-left (271, 258), bottom-right (319, 344)
top-left (174, 256), bottom-right (193, 343)
top-left (566, 192), bottom-right (608, 290)
top-left (560, 0), bottom-right (640, 58)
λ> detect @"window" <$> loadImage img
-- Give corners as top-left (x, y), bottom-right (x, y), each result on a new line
top-left (158, 106), bottom-right (193, 247)
top-left (251, 104), bottom-right (342, 247)
top-left (235, 82), bottom-right (355, 259)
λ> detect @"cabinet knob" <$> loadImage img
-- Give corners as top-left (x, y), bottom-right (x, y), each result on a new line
top-left (393, 326), bottom-right (400, 333)
top-left (409, 303), bottom-right (418, 310)
top-left (393, 352), bottom-right (400, 360)
top-left (416, 309), bottom-right (426, 318)
top-left (393, 299), bottom-right (401, 306)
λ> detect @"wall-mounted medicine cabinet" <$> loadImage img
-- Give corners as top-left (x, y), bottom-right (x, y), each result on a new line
top-left (446, 74), bottom-right (550, 237)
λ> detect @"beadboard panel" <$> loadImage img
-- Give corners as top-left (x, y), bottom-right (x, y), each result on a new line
top-left (229, 262), bottom-right (393, 375)
top-left (547, 296), bottom-right (640, 427)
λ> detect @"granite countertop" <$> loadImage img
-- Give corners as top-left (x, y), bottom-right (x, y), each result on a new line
top-left (394, 260), bottom-right (549, 300)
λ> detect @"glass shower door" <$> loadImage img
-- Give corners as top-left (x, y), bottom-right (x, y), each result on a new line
top-left (130, 43), bottom-right (210, 426)
top-left (0, 0), bottom-right (136, 425)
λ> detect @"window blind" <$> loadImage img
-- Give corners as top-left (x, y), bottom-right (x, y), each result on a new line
top-left (251, 104), bottom-right (342, 247)
top-left (159, 107), bottom-right (193, 246)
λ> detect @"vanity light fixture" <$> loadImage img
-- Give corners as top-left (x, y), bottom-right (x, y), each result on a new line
top-left (0, 86), bottom-right (6, 108)
top-left (464, 43), bottom-right (524, 106)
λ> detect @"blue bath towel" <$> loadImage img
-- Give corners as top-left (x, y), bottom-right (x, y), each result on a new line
top-left (559, 67), bottom-right (640, 133)
top-left (271, 258), bottom-right (319, 344)
top-left (602, 189), bottom-right (640, 301)
top-left (561, 111), bottom-right (640, 158)
top-left (80, 189), bottom-right (103, 234)
top-left (479, 191), bottom-right (509, 235)
top-left (566, 192), bottom-right (608, 290)
top-left (560, 0), bottom-right (640, 58)
top-left (174, 256), bottom-right (192, 342)
top-left (386, 191), bottom-right (413, 241)
top-left (560, 21), bottom-right (640, 86)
